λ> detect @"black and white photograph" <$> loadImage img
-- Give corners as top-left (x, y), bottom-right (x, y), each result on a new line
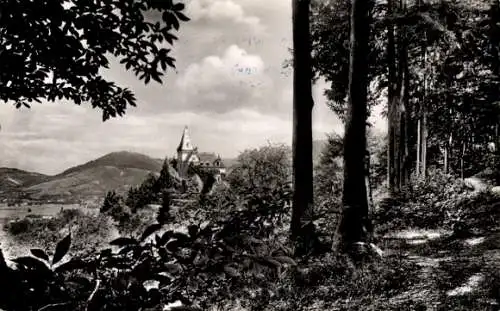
top-left (0, 0), bottom-right (500, 310)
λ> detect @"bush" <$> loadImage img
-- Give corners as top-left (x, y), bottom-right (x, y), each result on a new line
top-left (227, 143), bottom-right (292, 194)
top-left (374, 169), bottom-right (500, 236)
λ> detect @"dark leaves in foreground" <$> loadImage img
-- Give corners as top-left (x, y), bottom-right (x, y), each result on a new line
top-left (52, 233), bottom-right (71, 265)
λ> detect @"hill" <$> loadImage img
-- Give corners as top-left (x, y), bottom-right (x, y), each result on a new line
top-left (58, 151), bottom-right (163, 177)
top-left (22, 151), bottom-right (164, 202)
top-left (0, 168), bottom-right (50, 198)
top-left (24, 151), bottom-right (162, 200)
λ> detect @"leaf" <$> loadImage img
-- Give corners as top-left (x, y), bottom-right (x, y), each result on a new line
top-left (187, 225), bottom-right (198, 239)
top-left (166, 239), bottom-right (181, 252)
top-left (164, 263), bottom-right (183, 275)
top-left (263, 257), bottom-right (282, 269)
top-left (223, 265), bottom-right (240, 278)
top-left (153, 272), bottom-right (173, 285)
top-left (151, 72), bottom-right (163, 84)
top-left (171, 15), bottom-right (180, 31)
top-left (160, 230), bottom-right (174, 245)
top-left (173, 3), bottom-right (185, 11)
top-left (30, 249), bottom-right (49, 262)
top-left (172, 232), bottom-right (190, 242)
top-left (110, 237), bottom-right (139, 247)
top-left (99, 248), bottom-right (113, 259)
top-left (52, 233), bottom-right (71, 265)
top-left (174, 11), bottom-right (190, 22)
top-left (12, 256), bottom-right (50, 272)
top-left (55, 258), bottom-right (87, 273)
top-left (140, 223), bottom-right (163, 242)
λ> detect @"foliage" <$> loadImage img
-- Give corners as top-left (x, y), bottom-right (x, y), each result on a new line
top-left (0, 0), bottom-right (190, 120)
top-left (310, 0), bottom-right (385, 121)
top-left (101, 191), bottom-right (129, 223)
top-left (1, 184), bottom-right (297, 311)
top-left (126, 173), bottom-right (159, 212)
top-left (374, 169), bottom-right (486, 235)
top-left (227, 143), bottom-right (292, 194)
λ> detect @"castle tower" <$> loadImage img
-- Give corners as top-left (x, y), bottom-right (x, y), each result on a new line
top-left (176, 126), bottom-right (199, 177)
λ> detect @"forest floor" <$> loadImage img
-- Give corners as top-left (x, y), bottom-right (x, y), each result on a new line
top-left (379, 227), bottom-right (500, 310)
top-left (299, 181), bottom-right (500, 311)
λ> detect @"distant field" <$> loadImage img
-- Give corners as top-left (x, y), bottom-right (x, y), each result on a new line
top-left (0, 203), bottom-right (97, 220)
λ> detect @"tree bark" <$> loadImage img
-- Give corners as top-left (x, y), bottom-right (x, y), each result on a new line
top-left (421, 102), bottom-right (427, 177)
top-left (387, 0), bottom-right (397, 194)
top-left (290, 0), bottom-right (314, 239)
top-left (339, 0), bottom-right (372, 248)
top-left (397, 0), bottom-right (410, 189)
top-left (416, 117), bottom-right (421, 177)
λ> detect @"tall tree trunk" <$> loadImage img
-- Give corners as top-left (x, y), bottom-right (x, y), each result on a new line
top-left (416, 117), bottom-right (421, 177)
top-left (397, 0), bottom-right (410, 189)
top-left (460, 141), bottom-right (466, 179)
top-left (421, 103), bottom-right (427, 177)
top-left (290, 0), bottom-right (314, 239)
top-left (415, 0), bottom-right (428, 180)
top-left (339, 0), bottom-right (372, 249)
top-left (387, 0), bottom-right (397, 195)
top-left (444, 131), bottom-right (452, 174)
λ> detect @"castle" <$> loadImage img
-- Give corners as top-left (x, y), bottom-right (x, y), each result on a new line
top-left (175, 126), bottom-right (226, 178)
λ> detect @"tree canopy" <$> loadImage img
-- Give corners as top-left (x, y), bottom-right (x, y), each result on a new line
top-left (0, 0), bottom-right (189, 120)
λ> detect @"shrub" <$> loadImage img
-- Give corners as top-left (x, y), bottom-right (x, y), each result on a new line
top-left (227, 143), bottom-right (292, 194)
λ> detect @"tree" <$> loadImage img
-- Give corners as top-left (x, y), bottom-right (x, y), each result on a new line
top-left (338, 0), bottom-right (373, 249)
top-left (126, 173), bottom-right (158, 212)
top-left (154, 158), bottom-right (176, 193)
top-left (227, 144), bottom-right (292, 193)
top-left (0, 0), bottom-right (189, 121)
top-left (290, 0), bottom-right (315, 240)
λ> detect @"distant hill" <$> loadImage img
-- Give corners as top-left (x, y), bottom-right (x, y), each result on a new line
top-left (58, 151), bottom-right (163, 177)
top-left (23, 151), bottom-right (164, 201)
top-left (0, 168), bottom-right (50, 196)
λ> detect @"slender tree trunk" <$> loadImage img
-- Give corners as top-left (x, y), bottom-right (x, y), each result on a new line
top-left (444, 131), bottom-right (452, 173)
top-left (416, 117), bottom-right (421, 177)
top-left (339, 0), bottom-right (372, 249)
top-left (417, 41), bottom-right (427, 179)
top-left (397, 0), bottom-right (410, 189)
top-left (444, 145), bottom-right (448, 173)
top-left (421, 103), bottom-right (427, 177)
top-left (387, 0), bottom-right (397, 195)
top-left (290, 0), bottom-right (314, 239)
top-left (460, 141), bottom-right (466, 179)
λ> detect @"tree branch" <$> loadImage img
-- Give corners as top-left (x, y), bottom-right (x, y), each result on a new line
top-left (38, 302), bottom-right (71, 311)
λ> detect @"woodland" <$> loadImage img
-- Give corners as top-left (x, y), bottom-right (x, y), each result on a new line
top-left (1, 0), bottom-right (500, 310)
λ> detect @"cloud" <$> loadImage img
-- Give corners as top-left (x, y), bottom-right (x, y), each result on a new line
top-left (176, 45), bottom-right (273, 113)
top-left (187, 0), bottom-right (264, 31)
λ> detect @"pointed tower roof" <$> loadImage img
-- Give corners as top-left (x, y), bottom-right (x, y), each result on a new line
top-left (177, 126), bottom-right (195, 152)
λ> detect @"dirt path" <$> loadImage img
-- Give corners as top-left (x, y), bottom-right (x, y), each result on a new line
top-left (382, 228), bottom-right (500, 309)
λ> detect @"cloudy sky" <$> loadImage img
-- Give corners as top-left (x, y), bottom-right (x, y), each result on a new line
top-left (0, 0), bottom-right (384, 175)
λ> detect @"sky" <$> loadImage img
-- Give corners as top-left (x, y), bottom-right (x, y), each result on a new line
top-left (0, 0), bottom-right (385, 175)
